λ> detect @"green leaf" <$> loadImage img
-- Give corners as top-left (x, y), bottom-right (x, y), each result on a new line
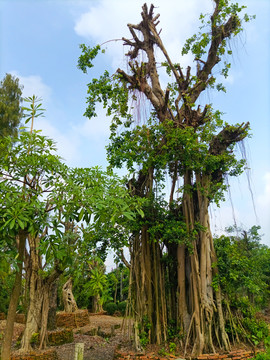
top-left (78, 208), bottom-right (84, 221)
top-left (17, 219), bottom-right (25, 229)
top-left (9, 219), bottom-right (16, 230)
top-left (123, 212), bottom-right (134, 220)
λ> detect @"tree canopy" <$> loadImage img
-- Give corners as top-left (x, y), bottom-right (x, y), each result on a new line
top-left (0, 74), bottom-right (23, 138)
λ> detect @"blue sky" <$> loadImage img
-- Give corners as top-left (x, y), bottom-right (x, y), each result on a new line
top-left (1, 0), bottom-right (269, 259)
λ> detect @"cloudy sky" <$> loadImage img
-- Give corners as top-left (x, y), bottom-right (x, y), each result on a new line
top-left (0, 0), bottom-right (269, 259)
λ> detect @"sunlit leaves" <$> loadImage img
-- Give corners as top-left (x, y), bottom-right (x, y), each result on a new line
top-left (0, 107), bottom-right (144, 272)
top-left (77, 44), bottom-right (101, 74)
top-left (182, 0), bottom-right (255, 86)
top-left (22, 95), bottom-right (45, 124)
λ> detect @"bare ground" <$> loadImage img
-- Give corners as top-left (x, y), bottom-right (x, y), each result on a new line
top-left (0, 314), bottom-right (133, 360)
top-left (0, 313), bottom-right (262, 360)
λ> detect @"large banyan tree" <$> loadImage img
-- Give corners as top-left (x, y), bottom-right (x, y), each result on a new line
top-left (78, 0), bottom-right (254, 355)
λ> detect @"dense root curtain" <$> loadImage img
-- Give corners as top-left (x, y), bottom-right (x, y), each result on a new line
top-left (177, 173), bottom-right (230, 355)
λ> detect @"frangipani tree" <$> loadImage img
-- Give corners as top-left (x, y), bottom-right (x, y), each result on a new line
top-left (0, 97), bottom-right (144, 358)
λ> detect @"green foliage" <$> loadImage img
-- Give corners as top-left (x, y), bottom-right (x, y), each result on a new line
top-left (167, 319), bottom-right (182, 341)
top-left (106, 266), bottom-right (130, 303)
top-left (103, 302), bottom-right (118, 315)
top-left (87, 267), bottom-right (107, 297)
top-left (118, 301), bottom-right (127, 315)
top-left (0, 268), bottom-right (15, 313)
top-left (182, 0), bottom-right (255, 88)
top-left (77, 44), bottom-right (101, 74)
top-left (214, 226), bottom-right (270, 309)
top-left (214, 226), bottom-right (270, 344)
top-left (169, 342), bottom-right (177, 353)
top-left (0, 73), bottom-right (23, 138)
top-left (242, 316), bottom-right (269, 345)
top-left (138, 316), bottom-right (151, 347)
top-left (22, 95), bottom-right (45, 125)
top-left (30, 332), bottom-right (39, 346)
top-left (252, 342), bottom-right (270, 360)
top-left (0, 98), bottom-right (144, 301)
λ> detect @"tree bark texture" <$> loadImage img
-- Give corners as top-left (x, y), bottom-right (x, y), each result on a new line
top-left (1, 231), bottom-right (27, 360)
top-left (127, 171), bottom-right (168, 349)
top-left (20, 235), bottom-right (62, 352)
top-left (130, 228), bottom-right (167, 348)
top-left (47, 279), bottom-right (59, 331)
top-left (92, 293), bottom-right (103, 313)
top-left (62, 278), bottom-right (78, 313)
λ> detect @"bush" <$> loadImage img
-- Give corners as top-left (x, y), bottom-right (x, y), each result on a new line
top-left (118, 301), bottom-right (127, 315)
top-left (104, 302), bottom-right (118, 315)
top-left (243, 317), bottom-right (269, 345)
top-left (252, 348), bottom-right (270, 360)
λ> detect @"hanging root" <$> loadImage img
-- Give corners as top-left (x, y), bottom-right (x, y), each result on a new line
top-left (184, 312), bottom-right (195, 356)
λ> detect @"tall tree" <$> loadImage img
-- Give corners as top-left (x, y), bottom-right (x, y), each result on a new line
top-left (78, 1), bottom-right (254, 356)
top-left (0, 73), bottom-right (23, 138)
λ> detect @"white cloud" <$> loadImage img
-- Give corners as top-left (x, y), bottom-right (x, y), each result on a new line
top-left (35, 107), bottom-right (111, 168)
top-left (73, 105), bottom-right (111, 138)
top-left (74, 1), bottom-right (141, 42)
top-left (211, 172), bottom-right (270, 244)
top-left (257, 172), bottom-right (270, 243)
top-left (258, 172), bottom-right (270, 206)
top-left (210, 204), bottom-right (242, 236)
top-left (74, 0), bottom-right (212, 70)
top-left (10, 71), bottom-right (52, 103)
top-left (36, 118), bottom-right (81, 166)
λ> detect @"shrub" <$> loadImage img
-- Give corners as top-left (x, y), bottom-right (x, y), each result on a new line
top-left (118, 301), bottom-right (127, 315)
top-left (104, 302), bottom-right (118, 315)
top-left (252, 348), bottom-right (270, 360)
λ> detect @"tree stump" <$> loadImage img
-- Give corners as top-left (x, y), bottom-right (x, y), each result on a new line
top-left (48, 328), bottom-right (74, 346)
top-left (56, 309), bottom-right (89, 328)
top-left (74, 343), bottom-right (84, 360)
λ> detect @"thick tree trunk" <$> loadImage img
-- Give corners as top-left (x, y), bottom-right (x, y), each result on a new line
top-left (20, 235), bottom-right (44, 352)
top-left (177, 174), bottom-right (230, 356)
top-left (1, 231), bottom-right (27, 360)
top-left (92, 294), bottom-right (103, 313)
top-left (20, 274), bottom-right (60, 351)
top-left (20, 277), bottom-right (43, 351)
top-left (62, 278), bottom-right (78, 313)
top-left (20, 234), bottom-right (63, 352)
top-left (47, 280), bottom-right (58, 331)
top-left (39, 284), bottom-right (50, 349)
